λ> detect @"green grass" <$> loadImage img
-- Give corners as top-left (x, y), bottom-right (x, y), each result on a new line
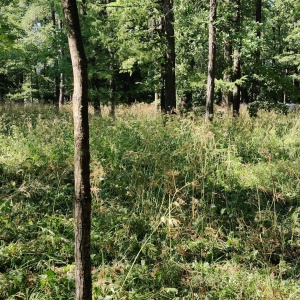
top-left (0, 103), bottom-right (299, 299)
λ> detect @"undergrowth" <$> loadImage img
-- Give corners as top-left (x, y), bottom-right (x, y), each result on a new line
top-left (0, 104), bottom-right (299, 299)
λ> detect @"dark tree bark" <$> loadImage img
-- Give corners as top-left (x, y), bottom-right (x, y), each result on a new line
top-left (61, 1), bottom-right (92, 299)
top-left (59, 71), bottom-right (65, 110)
top-left (232, 0), bottom-right (241, 116)
top-left (161, 0), bottom-right (176, 113)
top-left (108, 64), bottom-right (116, 118)
top-left (59, 19), bottom-right (65, 111)
top-left (205, 0), bottom-right (217, 122)
top-left (256, 0), bottom-right (262, 39)
top-left (222, 36), bottom-right (233, 111)
top-left (105, 0), bottom-right (116, 117)
top-left (180, 58), bottom-right (195, 114)
top-left (221, 0), bottom-right (233, 112)
top-left (232, 47), bottom-right (241, 116)
top-left (52, 9), bottom-right (60, 105)
top-left (252, 0), bottom-right (262, 101)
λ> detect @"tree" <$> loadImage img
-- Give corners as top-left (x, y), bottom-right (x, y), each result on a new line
top-left (58, 18), bottom-right (66, 111)
top-left (271, 0), bottom-right (300, 103)
top-left (232, 0), bottom-right (241, 116)
top-left (161, 0), bottom-right (176, 113)
top-left (0, 0), bottom-right (72, 104)
top-left (205, 0), bottom-right (217, 122)
top-left (175, 1), bottom-right (208, 111)
top-left (0, 17), bottom-right (17, 101)
top-left (1, 0), bottom-right (299, 110)
top-left (61, 0), bottom-right (92, 299)
top-left (251, 0), bottom-right (262, 101)
top-left (105, 0), bottom-right (116, 117)
top-left (221, 0), bottom-right (233, 111)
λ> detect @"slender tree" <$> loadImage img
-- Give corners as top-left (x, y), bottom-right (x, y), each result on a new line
top-left (58, 19), bottom-right (65, 111)
top-left (232, 0), bottom-right (241, 116)
top-left (61, 0), bottom-right (92, 299)
top-left (251, 0), bottom-right (262, 101)
top-left (52, 7), bottom-right (60, 105)
top-left (221, 0), bottom-right (233, 112)
top-left (105, 0), bottom-right (116, 118)
top-left (205, 0), bottom-right (217, 122)
top-left (161, 0), bottom-right (176, 113)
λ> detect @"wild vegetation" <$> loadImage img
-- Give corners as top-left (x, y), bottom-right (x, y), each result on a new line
top-left (1, 0), bottom-right (300, 299)
top-left (0, 104), bottom-right (299, 299)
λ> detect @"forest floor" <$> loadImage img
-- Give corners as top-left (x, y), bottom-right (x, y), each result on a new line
top-left (0, 103), bottom-right (300, 299)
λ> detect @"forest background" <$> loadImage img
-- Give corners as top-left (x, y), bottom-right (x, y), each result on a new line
top-left (0, 0), bottom-right (299, 112)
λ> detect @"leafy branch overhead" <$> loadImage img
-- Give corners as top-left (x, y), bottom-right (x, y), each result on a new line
top-left (0, 0), bottom-right (299, 108)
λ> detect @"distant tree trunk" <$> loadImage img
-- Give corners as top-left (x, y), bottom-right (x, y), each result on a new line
top-left (61, 1), bottom-right (92, 300)
top-left (160, 71), bottom-right (166, 111)
top-left (59, 19), bottom-right (65, 111)
top-left (180, 58), bottom-right (195, 114)
top-left (222, 37), bottom-right (233, 111)
top-left (256, 0), bottom-right (262, 46)
top-left (283, 68), bottom-right (288, 103)
top-left (92, 97), bottom-right (101, 115)
top-left (54, 60), bottom-right (60, 104)
top-left (161, 0), bottom-right (176, 113)
top-left (205, 0), bottom-right (217, 122)
top-left (106, 0), bottom-right (116, 117)
top-left (154, 92), bottom-right (159, 112)
top-left (222, 0), bottom-right (233, 111)
top-left (34, 68), bottom-right (41, 101)
top-left (29, 72), bottom-right (33, 104)
top-left (232, 0), bottom-right (241, 116)
top-left (232, 48), bottom-right (241, 116)
top-left (252, 0), bottom-right (262, 101)
top-left (108, 67), bottom-right (116, 118)
top-left (59, 72), bottom-right (64, 110)
top-left (180, 91), bottom-right (193, 115)
top-left (52, 9), bottom-right (60, 105)
top-left (81, 0), bottom-right (87, 15)
top-left (222, 0), bottom-right (233, 112)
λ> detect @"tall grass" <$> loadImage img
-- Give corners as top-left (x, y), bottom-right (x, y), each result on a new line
top-left (0, 104), bottom-right (299, 299)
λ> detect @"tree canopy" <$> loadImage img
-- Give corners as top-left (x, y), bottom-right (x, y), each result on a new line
top-left (0, 0), bottom-right (299, 110)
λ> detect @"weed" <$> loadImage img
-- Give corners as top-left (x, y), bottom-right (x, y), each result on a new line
top-left (0, 104), bottom-right (299, 299)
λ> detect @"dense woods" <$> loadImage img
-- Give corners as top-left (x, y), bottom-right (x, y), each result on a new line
top-left (1, 0), bottom-right (300, 299)
top-left (1, 0), bottom-right (300, 113)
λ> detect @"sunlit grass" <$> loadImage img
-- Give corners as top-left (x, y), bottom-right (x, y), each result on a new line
top-left (0, 103), bottom-right (299, 299)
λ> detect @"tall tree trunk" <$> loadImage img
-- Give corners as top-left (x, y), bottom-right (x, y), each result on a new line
top-left (59, 19), bottom-right (65, 111)
top-left (35, 68), bottom-right (41, 101)
top-left (283, 68), bottom-right (288, 103)
top-left (252, 0), bottom-right (262, 101)
top-left (29, 71), bottom-right (33, 104)
top-left (221, 0), bottom-right (233, 112)
top-left (52, 9), bottom-right (60, 105)
top-left (205, 0), bottom-right (217, 122)
top-left (108, 66), bottom-right (116, 118)
top-left (256, 0), bottom-right (262, 39)
top-left (59, 71), bottom-right (64, 110)
top-left (61, 1), bottom-right (92, 300)
top-left (232, 0), bottom-right (241, 116)
top-left (106, 0), bottom-right (116, 117)
top-left (161, 0), bottom-right (176, 113)
top-left (222, 37), bottom-right (233, 111)
top-left (54, 59), bottom-right (60, 104)
top-left (232, 48), bottom-right (241, 116)
top-left (154, 92), bottom-right (159, 112)
top-left (180, 58), bottom-right (195, 114)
